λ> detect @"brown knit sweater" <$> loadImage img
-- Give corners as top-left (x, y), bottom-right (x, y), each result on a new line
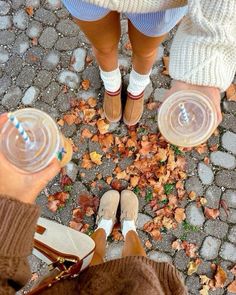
top-left (0, 195), bottom-right (187, 295)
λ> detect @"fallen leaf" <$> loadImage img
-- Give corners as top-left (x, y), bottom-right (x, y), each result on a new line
top-left (85, 206), bottom-right (94, 217)
top-left (99, 133), bottom-right (114, 148)
top-left (83, 109), bottom-right (96, 122)
top-left (220, 199), bottom-right (230, 217)
top-left (63, 113), bottom-right (77, 126)
top-left (90, 151), bottom-right (102, 165)
top-left (81, 79), bottom-right (90, 90)
top-left (147, 102), bottom-right (158, 110)
top-left (30, 273), bottom-right (39, 282)
top-left (199, 275), bottom-right (211, 285)
top-left (47, 200), bottom-right (60, 212)
top-left (215, 266), bottom-right (227, 288)
top-left (111, 179), bottom-right (123, 191)
top-left (87, 97), bottom-right (97, 107)
top-left (226, 84), bottom-right (236, 101)
top-left (204, 207), bottom-right (220, 219)
top-left (195, 144), bottom-right (208, 154)
top-left (69, 221), bottom-right (83, 231)
top-left (174, 208), bottom-right (186, 223)
top-left (150, 229), bottom-right (162, 241)
top-left (81, 153), bottom-right (93, 169)
top-left (111, 223), bottom-right (123, 241)
top-left (130, 175), bottom-right (140, 187)
top-left (172, 240), bottom-right (182, 251)
top-left (57, 118), bottom-right (64, 127)
top-left (86, 55), bottom-right (93, 64)
top-left (162, 56), bottom-right (169, 76)
top-left (189, 191), bottom-right (197, 200)
top-left (97, 119), bottom-right (109, 134)
top-left (31, 37), bottom-right (38, 46)
top-left (124, 41), bottom-right (132, 51)
top-left (187, 259), bottom-right (201, 275)
top-left (227, 280), bottom-right (236, 293)
top-left (116, 170), bottom-right (127, 180)
top-left (200, 197), bottom-right (208, 206)
top-left (145, 240), bottom-right (152, 249)
top-left (199, 285), bottom-right (210, 295)
top-left (81, 128), bottom-right (93, 139)
top-left (25, 6), bottom-right (34, 15)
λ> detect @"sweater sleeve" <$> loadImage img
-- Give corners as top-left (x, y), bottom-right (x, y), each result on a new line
top-left (169, 0), bottom-right (236, 92)
top-left (0, 195), bottom-right (40, 294)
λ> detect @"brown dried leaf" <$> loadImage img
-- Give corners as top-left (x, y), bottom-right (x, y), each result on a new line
top-left (81, 128), bottom-right (93, 139)
top-left (63, 113), bottom-right (77, 126)
top-left (83, 109), bottom-right (96, 122)
top-left (227, 280), bottom-right (236, 293)
top-left (130, 175), bottom-right (140, 187)
top-left (97, 119), bottom-right (109, 134)
top-left (87, 97), bottom-right (97, 108)
top-left (226, 84), bottom-right (236, 101)
top-left (25, 6), bottom-right (34, 16)
top-left (172, 240), bottom-right (182, 251)
top-left (81, 79), bottom-right (90, 90)
top-left (174, 208), bottom-right (186, 223)
top-left (145, 240), bottom-right (152, 249)
top-left (81, 153), bottom-right (93, 169)
top-left (215, 266), bottom-right (227, 288)
top-left (57, 118), bottom-right (64, 127)
top-left (204, 207), bottom-right (220, 219)
top-left (162, 56), bottom-right (169, 76)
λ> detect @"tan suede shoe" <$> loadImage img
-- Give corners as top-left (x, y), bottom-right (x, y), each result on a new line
top-left (103, 89), bottom-right (122, 123)
top-left (120, 190), bottom-right (139, 223)
top-left (123, 92), bottom-right (144, 126)
top-left (96, 190), bottom-right (120, 225)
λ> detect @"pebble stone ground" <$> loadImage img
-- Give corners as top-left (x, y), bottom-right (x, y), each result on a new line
top-left (1, 1), bottom-right (236, 294)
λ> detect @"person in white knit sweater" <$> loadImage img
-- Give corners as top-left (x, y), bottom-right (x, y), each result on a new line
top-left (61, 0), bottom-right (236, 127)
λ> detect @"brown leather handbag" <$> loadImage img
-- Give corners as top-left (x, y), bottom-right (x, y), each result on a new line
top-left (28, 217), bottom-right (95, 294)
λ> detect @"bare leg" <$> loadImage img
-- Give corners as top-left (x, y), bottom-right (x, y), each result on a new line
top-left (122, 230), bottom-right (146, 257)
top-left (128, 21), bottom-right (167, 74)
top-left (90, 228), bottom-right (106, 266)
top-left (74, 12), bottom-right (121, 71)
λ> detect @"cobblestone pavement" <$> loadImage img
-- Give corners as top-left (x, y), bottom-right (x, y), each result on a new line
top-left (1, 1), bottom-right (236, 294)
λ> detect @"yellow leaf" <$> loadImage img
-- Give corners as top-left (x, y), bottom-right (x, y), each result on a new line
top-left (199, 275), bottom-right (211, 285)
top-left (90, 151), bottom-right (102, 165)
top-left (97, 119), bottom-right (109, 134)
top-left (199, 285), bottom-right (210, 295)
top-left (130, 175), bottom-right (140, 187)
top-left (187, 260), bottom-right (201, 275)
top-left (116, 170), bottom-right (127, 180)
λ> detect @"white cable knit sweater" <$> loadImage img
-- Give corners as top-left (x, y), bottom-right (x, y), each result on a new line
top-left (83, 0), bottom-right (236, 91)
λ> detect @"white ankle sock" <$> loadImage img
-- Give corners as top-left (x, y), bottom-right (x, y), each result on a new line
top-left (122, 220), bottom-right (137, 238)
top-left (127, 68), bottom-right (151, 96)
top-left (100, 67), bottom-right (121, 92)
top-left (97, 218), bottom-right (113, 238)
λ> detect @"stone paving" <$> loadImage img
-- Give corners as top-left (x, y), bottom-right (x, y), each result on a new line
top-left (1, 0), bottom-right (236, 294)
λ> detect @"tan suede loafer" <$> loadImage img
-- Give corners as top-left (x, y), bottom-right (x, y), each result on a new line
top-left (123, 92), bottom-right (144, 126)
top-left (103, 89), bottom-right (122, 123)
top-left (120, 190), bottom-right (139, 224)
top-left (96, 190), bottom-right (120, 225)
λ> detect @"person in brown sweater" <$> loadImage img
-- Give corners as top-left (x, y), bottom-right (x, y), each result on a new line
top-left (0, 113), bottom-right (187, 295)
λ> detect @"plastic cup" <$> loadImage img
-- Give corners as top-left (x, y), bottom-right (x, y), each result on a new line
top-left (157, 90), bottom-right (218, 147)
top-left (0, 108), bottom-right (73, 173)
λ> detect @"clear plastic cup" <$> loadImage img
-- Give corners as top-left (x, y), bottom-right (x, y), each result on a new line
top-left (0, 108), bottom-right (73, 173)
top-left (157, 90), bottom-right (218, 147)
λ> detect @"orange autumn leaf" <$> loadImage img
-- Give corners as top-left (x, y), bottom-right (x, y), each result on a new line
top-left (228, 280), bottom-right (236, 293)
top-left (189, 191), bottom-right (197, 200)
top-left (100, 134), bottom-right (114, 148)
top-left (139, 140), bottom-right (152, 156)
top-left (63, 113), bottom-right (77, 126)
top-left (83, 109), bottom-right (96, 122)
top-left (87, 97), bottom-right (97, 108)
top-left (215, 266), bottom-right (227, 288)
top-left (162, 56), bottom-right (169, 76)
top-left (130, 175), bottom-right (140, 187)
top-left (147, 102), bottom-right (159, 110)
top-left (90, 151), bottom-right (102, 165)
top-left (230, 265), bottom-right (236, 276)
top-left (124, 41), bottom-right (132, 51)
top-left (81, 128), bottom-right (93, 139)
top-left (195, 143), bottom-right (208, 154)
top-left (150, 229), bottom-right (162, 241)
top-left (57, 118), bottom-right (64, 127)
top-left (204, 207), bottom-right (220, 219)
top-left (145, 240), bottom-right (152, 249)
top-left (174, 208), bottom-right (186, 223)
top-left (226, 84), bottom-right (236, 101)
top-left (172, 240), bottom-right (183, 251)
top-left (116, 170), bottom-right (127, 180)
top-left (81, 154), bottom-right (93, 169)
top-left (81, 79), bottom-right (90, 90)
top-left (97, 119), bottom-right (109, 134)
top-left (25, 6), bottom-right (34, 15)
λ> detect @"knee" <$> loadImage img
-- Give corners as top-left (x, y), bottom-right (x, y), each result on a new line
top-left (93, 44), bottom-right (118, 56)
top-left (132, 48), bottom-right (157, 60)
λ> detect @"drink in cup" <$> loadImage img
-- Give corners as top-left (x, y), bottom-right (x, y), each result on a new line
top-left (157, 90), bottom-right (218, 147)
top-left (0, 108), bottom-right (73, 173)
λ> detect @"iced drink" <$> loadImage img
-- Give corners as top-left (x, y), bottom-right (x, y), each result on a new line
top-left (0, 108), bottom-right (73, 173)
top-left (157, 90), bottom-right (218, 147)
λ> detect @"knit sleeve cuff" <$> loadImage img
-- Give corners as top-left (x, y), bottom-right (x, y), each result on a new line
top-left (0, 195), bottom-right (40, 257)
top-left (169, 0), bottom-right (236, 92)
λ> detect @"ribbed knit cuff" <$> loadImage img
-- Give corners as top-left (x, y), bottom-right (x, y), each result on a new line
top-left (0, 195), bottom-right (40, 257)
top-left (169, 0), bottom-right (236, 92)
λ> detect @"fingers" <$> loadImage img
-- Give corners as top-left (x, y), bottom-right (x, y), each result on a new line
top-left (37, 158), bottom-right (61, 183)
top-left (0, 113), bottom-right (8, 127)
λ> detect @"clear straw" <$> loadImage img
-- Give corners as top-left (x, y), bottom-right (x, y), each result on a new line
top-left (179, 103), bottom-right (189, 124)
top-left (8, 112), bottom-right (31, 145)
